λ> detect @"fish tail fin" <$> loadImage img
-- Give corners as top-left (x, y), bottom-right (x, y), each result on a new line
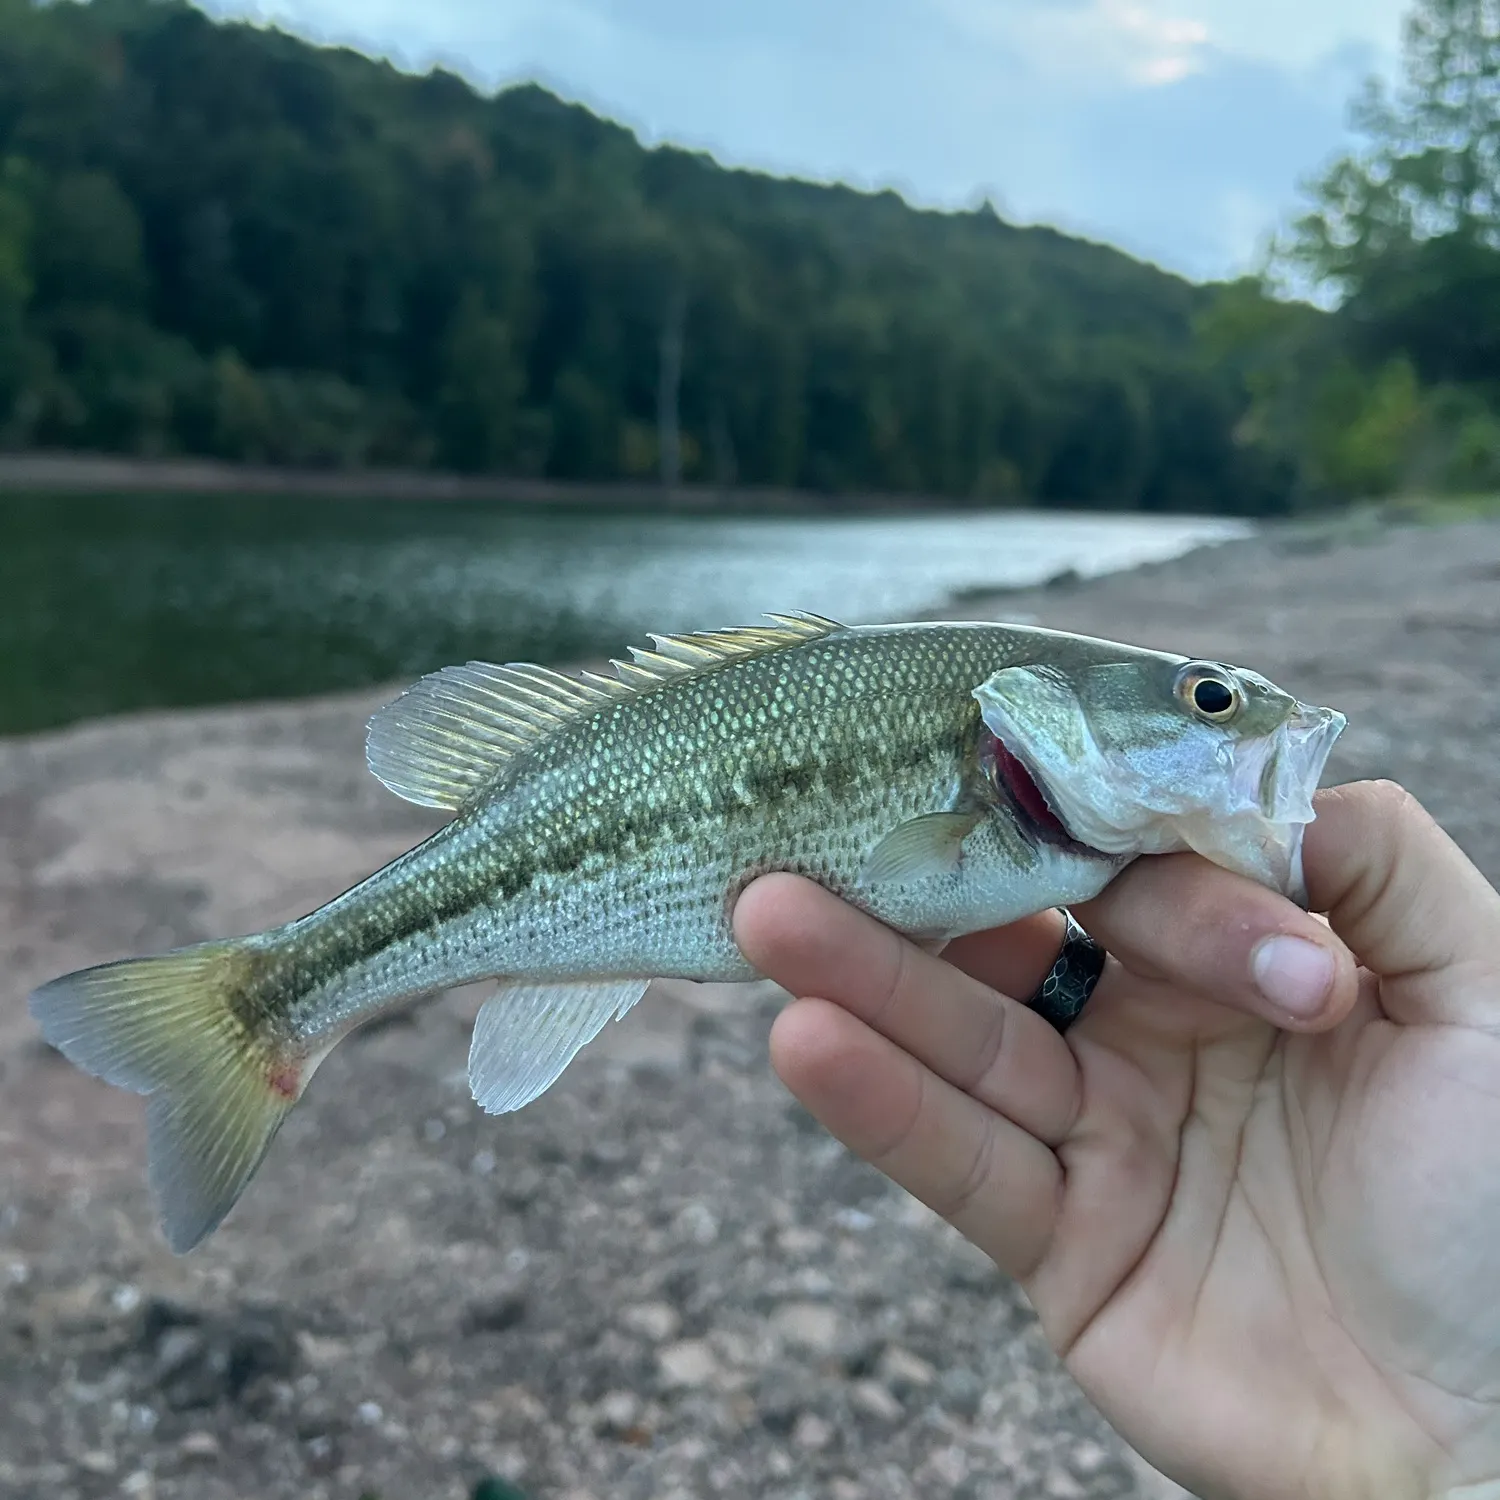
top-left (29, 939), bottom-right (304, 1254)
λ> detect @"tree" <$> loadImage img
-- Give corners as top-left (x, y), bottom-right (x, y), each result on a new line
top-left (1283, 0), bottom-right (1500, 300)
top-left (434, 291), bottom-right (526, 472)
top-left (0, 156), bottom-right (34, 424)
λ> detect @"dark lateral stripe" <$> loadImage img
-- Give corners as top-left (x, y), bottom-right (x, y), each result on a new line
top-left (239, 711), bottom-right (968, 1029)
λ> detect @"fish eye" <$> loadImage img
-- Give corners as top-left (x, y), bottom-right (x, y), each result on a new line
top-left (1176, 665), bottom-right (1242, 724)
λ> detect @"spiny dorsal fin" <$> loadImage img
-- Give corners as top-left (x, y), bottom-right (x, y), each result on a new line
top-left (366, 611), bottom-right (843, 811)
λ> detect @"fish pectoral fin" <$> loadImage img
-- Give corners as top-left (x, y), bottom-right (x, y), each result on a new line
top-left (857, 810), bottom-right (983, 887)
top-left (468, 977), bottom-right (652, 1115)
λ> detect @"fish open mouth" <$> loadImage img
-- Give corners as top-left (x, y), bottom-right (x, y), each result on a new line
top-left (981, 727), bottom-right (1101, 856)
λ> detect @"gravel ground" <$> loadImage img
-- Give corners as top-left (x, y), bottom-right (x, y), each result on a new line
top-left (2, 510), bottom-right (1498, 1500)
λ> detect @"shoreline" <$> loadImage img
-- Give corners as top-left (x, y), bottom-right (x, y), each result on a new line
top-left (0, 449), bottom-right (1059, 513)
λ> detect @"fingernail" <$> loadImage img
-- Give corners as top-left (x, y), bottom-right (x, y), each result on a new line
top-left (1251, 935), bottom-right (1335, 1019)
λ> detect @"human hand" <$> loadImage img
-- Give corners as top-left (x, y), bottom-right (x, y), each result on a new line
top-left (734, 783), bottom-right (1500, 1500)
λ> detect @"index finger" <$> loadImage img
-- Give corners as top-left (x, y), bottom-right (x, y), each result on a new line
top-left (1301, 781), bottom-right (1500, 1028)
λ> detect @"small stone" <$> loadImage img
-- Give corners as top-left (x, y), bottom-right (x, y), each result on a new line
top-left (296, 1333), bottom-right (351, 1368)
top-left (77, 1450), bottom-right (116, 1475)
top-left (676, 1202), bottom-right (719, 1245)
top-left (155, 1326), bottom-right (203, 1377)
top-left (907, 1294), bottom-right (942, 1327)
top-left (792, 1412), bottom-right (833, 1451)
top-left (921, 1446), bottom-right (970, 1486)
top-left (596, 1390), bottom-right (640, 1430)
top-left (121, 1472), bottom-right (155, 1498)
top-left (178, 1431), bottom-right (220, 1461)
top-left (305, 1433), bottom-right (338, 1473)
top-left (878, 1345), bottom-right (936, 1391)
top-left (473, 1443), bottom-right (528, 1482)
top-left (777, 1227), bottom-right (822, 1255)
top-left (355, 1401), bottom-right (383, 1426)
top-left (111, 1284), bottom-right (142, 1314)
top-left (938, 1366), bottom-right (983, 1418)
top-left (772, 1301), bottom-right (840, 1354)
top-left (658, 1339), bottom-right (718, 1388)
top-left (463, 1293), bottom-right (527, 1335)
top-left (850, 1380), bottom-right (903, 1422)
top-left (1045, 1467), bottom-right (1088, 1498)
top-left (583, 1140), bottom-right (629, 1171)
top-left (830, 1480), bottom-right (864, 1500)
top-left (1073, 1438), bottom-right (1112, 1473)
top-left (620, 1301), bottom-right (680, 1342)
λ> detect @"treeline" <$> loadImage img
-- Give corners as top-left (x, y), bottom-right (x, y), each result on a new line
top-left (1204, 0), bottom-right (1500, 500)
top-left (0, 0), bottom-right (1291, 513)
top-left (1, 0), bottom-right (1492, 513)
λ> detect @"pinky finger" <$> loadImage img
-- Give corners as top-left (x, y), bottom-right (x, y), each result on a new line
top-left (770, 997), bottom-right (1063, 1279)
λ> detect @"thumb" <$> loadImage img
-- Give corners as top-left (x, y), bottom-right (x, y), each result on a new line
top-left (1303, 780), bottom-right (1500, 1028)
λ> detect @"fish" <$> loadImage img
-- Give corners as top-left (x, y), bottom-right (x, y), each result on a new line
top-left (29, 614), bottom-right (1346, 1253)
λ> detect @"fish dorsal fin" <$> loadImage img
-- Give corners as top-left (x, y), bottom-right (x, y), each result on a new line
top-left (366, 612), bottom-right (843, 811)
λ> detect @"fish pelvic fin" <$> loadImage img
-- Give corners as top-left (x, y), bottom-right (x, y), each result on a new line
top-left (29, 941), bottom-right (305, 1254)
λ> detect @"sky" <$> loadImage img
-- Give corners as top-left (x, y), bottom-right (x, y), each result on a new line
top-left (206, 0), bottom-right (1413, 284)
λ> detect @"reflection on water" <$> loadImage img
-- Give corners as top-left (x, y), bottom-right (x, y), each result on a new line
top-left (0, 493), bottom-right (1249, 735)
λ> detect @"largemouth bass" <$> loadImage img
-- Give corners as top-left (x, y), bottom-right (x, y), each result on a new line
top-left (30, 615), bottom-right (1345, 1252)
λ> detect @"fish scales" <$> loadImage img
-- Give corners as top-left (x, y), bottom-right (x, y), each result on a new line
top-left (258, 627), bottom-right (998, 1041)
top-left (28, 614), bottom-right (1346, 1252)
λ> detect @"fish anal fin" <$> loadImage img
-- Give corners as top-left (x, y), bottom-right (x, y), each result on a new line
top-left (468, 977), bottom-right (651, 1115)
top-left (366, 613), bottom-right (845, 812)
top-left (858, 810), bottom-right (983, 887)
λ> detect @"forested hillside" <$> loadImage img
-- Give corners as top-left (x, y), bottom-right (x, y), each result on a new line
top-left (0, 0), bottom-right (1291, 512)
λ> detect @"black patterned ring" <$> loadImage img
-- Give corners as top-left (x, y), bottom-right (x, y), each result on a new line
top-left (1025, 911), bottom-right (1107, 1034)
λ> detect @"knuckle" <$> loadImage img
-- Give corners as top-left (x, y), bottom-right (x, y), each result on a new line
top-left (867, 1061), bottom-right (926, 1166)
top-left (961, 998), bottom-right (1011, 1097)
top-left (937, 1116), bottom-right (998, 1224)
top-left (868, 932), bottom-right (913, 1030)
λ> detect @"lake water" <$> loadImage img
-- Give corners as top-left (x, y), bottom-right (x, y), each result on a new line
top-left (0, 493), bottom-right (1250, 735)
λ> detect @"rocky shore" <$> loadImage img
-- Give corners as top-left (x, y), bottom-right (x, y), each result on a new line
top-left (3, 512), bottom-right (1498, 1500)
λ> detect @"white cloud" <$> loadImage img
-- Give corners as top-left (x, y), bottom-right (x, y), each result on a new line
top-left (936, 0), bottom-right (1210, 86)
top-left (1035, 0), bottom-right (1210, 87)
